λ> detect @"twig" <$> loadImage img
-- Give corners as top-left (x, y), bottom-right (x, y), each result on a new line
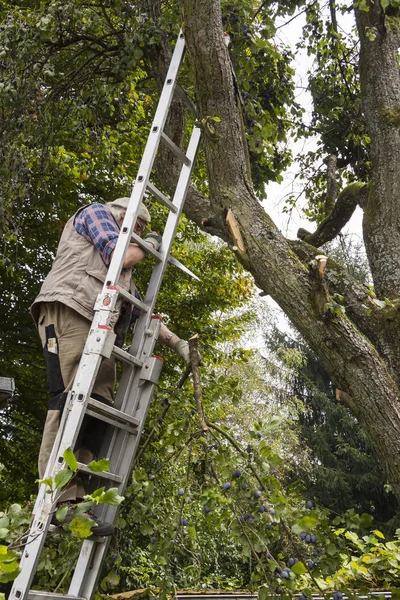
top-left (189, 335), bottom-right (208, 431)
top-left (205, 421), bottom-right (264, 491)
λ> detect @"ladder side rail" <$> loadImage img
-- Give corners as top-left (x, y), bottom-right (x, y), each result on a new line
top-left (68, 321), bottom-right (162, 599)
top-left (103, 31), bottom-right (186, 288)
top-left (11, 395), bottom-right (78, 600)
top-left (68, 537), bottom-right (111, 600)
top-left (129, 124), bottom-right (202, 361)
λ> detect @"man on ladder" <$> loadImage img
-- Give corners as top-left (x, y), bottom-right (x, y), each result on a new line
top-left (30, 195), bottom-right (198, 536)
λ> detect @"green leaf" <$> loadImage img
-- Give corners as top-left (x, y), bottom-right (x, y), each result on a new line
top-left (85, 487), bottom-right (105, 501)
top-left (74, 501), bottom-right (93, 518)
top-left (373, 529), bottom-right (385, 538)
top-left (105, 570), bottom-right (120, 587)
top-left (36, 477), bottom-right (54, 490)
top-left (345, 530), bottom-right (360, 544)
top-left (98, 488), bottom-right (124, 506)
top-left (360, 513), bottom-right (374, 528)
top-left (55, 505), bottom-right (68, 523)
top-left (326, 543), bottom-right (338, 556)
top-left (299, 514), bottom-right (319, 528)
top-left (188, 526), bottom-right (196, 538)
top-left (290, 561), bottom-right (307, 575)
top-left (259, 587), bottom-right (268, 600)
top-left (68, 516), bottom-right (95, 538)
top-left (87, 458), bottom-right (110, 472)
top-left (0, 560), bottom-right (19, 573)
top-left (0, 549), bottom-right (17, 562)
top-left (0, 568), bottom-right (20, 584)
top-left (0, 529), bottom-right (9, 540)
top-left (54, 468), bottom-right (74, 489)
top-left (63, 448), bottom-right (78, 472)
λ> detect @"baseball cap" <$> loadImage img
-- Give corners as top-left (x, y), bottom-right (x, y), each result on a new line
top-left (111, 197), bottom-right (151, 224)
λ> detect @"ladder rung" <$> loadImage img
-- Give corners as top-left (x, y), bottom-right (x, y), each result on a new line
top-left (160, 131), bottom-right (191, 166)
top-left (77, 462), bottom-right (122, 483)
top-left (27, 593), bottom-right (86, 600)
top-left (146, 181), bottom-right (178, 213)
top-left (112, 345), bottom-right (142, 367)
top-left (86, 408), bottom-right (138, 433)
top-left (87, 397), bottom-right (140, 432)
top-left (47, 525), bottom-right (107, 542)
top-left (130, 232), bottom-right (163, 261)
top-left (117, 287), bottom-right (149, 312)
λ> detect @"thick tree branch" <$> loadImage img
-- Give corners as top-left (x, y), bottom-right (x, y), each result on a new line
top-left (325, 154), bottom-right (338, 215)
top-left (297, 182), bottom-right (367, 247)
top-left (290, 239), bottom-right (400, 385)
top-left (189, 335), bottom-right (208, 431)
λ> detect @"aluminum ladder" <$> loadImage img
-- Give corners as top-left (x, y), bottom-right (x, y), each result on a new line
top-left (10, 29), bottom-right (201, 600)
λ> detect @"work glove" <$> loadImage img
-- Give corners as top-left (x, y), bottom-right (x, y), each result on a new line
top-left (144, 232), bottom-right (162, 251)
top-left (173, 339), bottom-right (202, 365)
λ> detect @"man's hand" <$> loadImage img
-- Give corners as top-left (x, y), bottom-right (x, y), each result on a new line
top-left (144, 232), bottom-right (162, 251)
top-left (173, 339), bottom-right (202, 365)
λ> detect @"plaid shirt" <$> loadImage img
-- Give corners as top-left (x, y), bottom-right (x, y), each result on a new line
top-left (74, 203), bottom-right (119, 267)
top-left (74, 203), bottom-right (142, 321)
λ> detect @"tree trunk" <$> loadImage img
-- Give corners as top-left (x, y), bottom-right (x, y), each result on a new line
top-left (356, 2), bottom-right (400, 299)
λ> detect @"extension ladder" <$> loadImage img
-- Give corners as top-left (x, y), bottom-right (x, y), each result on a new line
top-left (10, 30), bottom-right (201, 600)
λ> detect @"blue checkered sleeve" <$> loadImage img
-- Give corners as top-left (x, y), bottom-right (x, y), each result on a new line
top-left (74, 204), bottom-right (119, 266)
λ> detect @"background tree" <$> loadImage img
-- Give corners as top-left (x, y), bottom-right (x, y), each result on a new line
top-left (269, 327), bottom-right (400, 529)
top-left (263, 237), bottom-right (399, 529)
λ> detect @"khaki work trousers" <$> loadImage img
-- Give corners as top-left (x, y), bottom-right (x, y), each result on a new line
top-left (38, 302), bottom-right (115, 501)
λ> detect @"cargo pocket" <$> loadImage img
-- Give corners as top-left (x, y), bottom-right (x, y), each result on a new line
top-left (43, 323), bottom-right (64, 398)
